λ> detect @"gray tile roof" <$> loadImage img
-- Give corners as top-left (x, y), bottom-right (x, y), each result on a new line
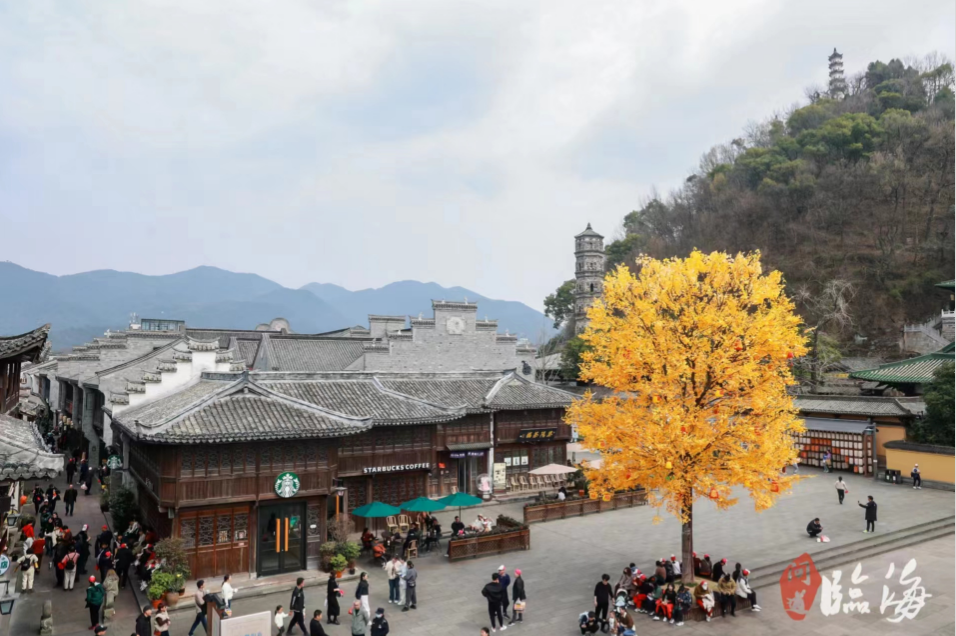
top-left (793, 395), bottom-right (914, 417)
top-left (113, 378), bottom-right (370, 443)
top-left (259, 378), bottom-right (462, 424)
top-left (376, 377), bottom-right (498, 411)
top-left (0, 324), bottom-right (50, 361)
top-left (800, 417), bottom-right (873, 434)
top-left (0, 412), bottom-right (63, 480)
top-left (185, 328), bottom-right (279, 349)
top-left (235, 340), bottom-right (260, 368)
top-left (266, 338), bottom-right (366, 372)
top-left (485, 373), bottom-right (577, 409)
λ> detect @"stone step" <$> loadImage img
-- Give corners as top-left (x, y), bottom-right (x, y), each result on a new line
top-left (748, 516), bottom-right (955, 589)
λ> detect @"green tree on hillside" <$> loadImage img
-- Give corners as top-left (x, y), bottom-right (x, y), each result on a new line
top-left (911, 362), bottom-right (955, 447)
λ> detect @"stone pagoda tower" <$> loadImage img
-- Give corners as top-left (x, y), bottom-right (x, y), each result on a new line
top-left (828, 48), bottom-right (847, 99)
top-left (574, 223), bottom-right (606, 333)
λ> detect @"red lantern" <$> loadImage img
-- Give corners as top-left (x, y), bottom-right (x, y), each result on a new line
top-left (734, 342), bottom-right (743, 351)
top-left (709, 488), bottom-right (719, 500)
top-left (602, 493), bottom-right (612, 502)
top-left (19, 495), bottom-right (27, 507)
top-left (589, 491), bottom-right (599, 500)
top-left (771, 481), bottom-right (780, 493)
top-left (786, 351), bottom-right (794, 359)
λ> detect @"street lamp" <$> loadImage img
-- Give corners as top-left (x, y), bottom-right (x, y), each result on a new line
top-left (0, 580), bottom-right (14, 615)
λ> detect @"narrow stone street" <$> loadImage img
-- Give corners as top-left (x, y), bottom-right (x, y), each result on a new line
top-left (11, 468), bottom-right (141, 636)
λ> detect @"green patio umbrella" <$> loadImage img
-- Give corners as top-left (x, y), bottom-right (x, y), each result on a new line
top-left (437, 492), bottom-right (483, 519)
top-left (351, 501), bottom-right (402, 517)
top-left (399, 497), bottom-right (447, 513)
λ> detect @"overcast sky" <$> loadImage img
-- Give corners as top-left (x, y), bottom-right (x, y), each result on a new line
top-left (1, 1), bottom-right (953, 310)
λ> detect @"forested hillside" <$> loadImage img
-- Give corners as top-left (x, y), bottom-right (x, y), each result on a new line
top-left (550, 53), bottom-right (955, 357)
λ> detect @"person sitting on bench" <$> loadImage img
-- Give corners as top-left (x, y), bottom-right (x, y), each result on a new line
top-left (698, 554), bottom-right (713, 579)
top-left (807, 518), bottom-right (822, 539)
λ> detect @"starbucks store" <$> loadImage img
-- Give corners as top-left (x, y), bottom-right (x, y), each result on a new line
top-left (111, 371), bottom-right (575, 581)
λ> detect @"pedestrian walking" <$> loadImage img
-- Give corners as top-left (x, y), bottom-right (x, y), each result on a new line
top-left (482, 572), bottom-right (506, 632)
top-left (53, 539), bottom-right (68, 588)
top-left (327, 573), bottom-right (342, 625)
top-left (63, 484), bottom-right (78, 516)
top-left (18, 551), bottom-right (38, 592)
top-left (401, 560), bottom-right (417, 611)
top-left (350, 600), bottom-right (370, 636)
top-left (85, 576), bottom-right (105, 629)
top-left (221, 573), bottom-right (236, 610)
top-left (76, 524), bottom-right (91, 574)
top-left (370, 608), bottom-right (389, 636)
top-left (46, 484), bottom-right (60, 513)
top-left (593, 573), bottom-right (613, 630)
top-left (497, 565), bottom-right (511, 621)
top-left (66, 458), bottom-right (76, 485)
top-left (384, 556), bottom-right (401, 604)
top-left (289, 577), bottom-right (308, 636)
top-left (508, 569), bottom-right (526, 625)
top-left (858, 496), bottom-right (878, 533)
top-left (822, 451), bottom-right (831, 473)
top-left (136, 605), bottom-right (154, 636)
top-left (154, 602), bottom-right (171, 636)
top-left (356, 571), bottom-right (371, 617)
top-left (188, 579), bottom-right (209, 636)
top-left (32, 484), bottom-right (44, 514)
top-left (310, 609), bottom-right (327, 636)
top-left (61, 546), bottom-right (80, 590)
top-left (834, 476), bottom-right (848, 504)
top-left (911, 464), bottom-right (922, 489)
top-left (96, 550), bottom-right (112, 582)
top-left (275, 605), bottom-right (289, 636)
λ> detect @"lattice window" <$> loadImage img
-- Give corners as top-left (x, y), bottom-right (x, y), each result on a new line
top-left (261, 447), bottom-right (272, 471)
top-left (245, 448), bottom-right (256, 471)
top-left (282, 444), bottom-right (295, 467)
top-left (216, 513), bottom-right (232, 544)
top-left (194, 449), bottom-right (206, 474)
top-left (181, 449), bottom-right (193, 474)
top-left (307, 506), bottom-right (321, 537)
top-left (207, 449), bottom-right (220, 475)
top-left (234, 513), bottom-right (248, 541)
top-left (220, 448), bottom-right (231, 473)
top-left (316, 447), bottom-right (329, 464)
top-left (306, 444), bottom-right (317, 466)
top-left (347, 480), bottom-right (367, 513)
top-left (198, 516), bottom-right (215, 547)
top-left (295, 444), bottom-right (306, 468)
top-left (180, 518), bottom-right (196, 549)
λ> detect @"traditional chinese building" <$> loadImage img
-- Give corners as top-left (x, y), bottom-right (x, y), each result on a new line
top-left (108, 369), bottom-right (574, 579)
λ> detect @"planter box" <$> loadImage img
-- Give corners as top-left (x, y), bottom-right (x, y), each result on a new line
top-left (447, 522), bottom-right (530, 562)
top-left (523, 489), bottom-right (647, 524)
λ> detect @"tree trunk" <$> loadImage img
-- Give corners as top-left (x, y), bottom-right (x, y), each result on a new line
top-left (681, 491), bottom-right (694, 585)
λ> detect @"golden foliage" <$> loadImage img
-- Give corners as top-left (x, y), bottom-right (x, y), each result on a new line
top-left (565, 250), bottom-right (808, 522)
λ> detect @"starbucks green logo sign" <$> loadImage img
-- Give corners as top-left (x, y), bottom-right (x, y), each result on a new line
top-left (106, 455), bottom-right (123, 470)
top-left (274, 472), bottom-right (301, 498)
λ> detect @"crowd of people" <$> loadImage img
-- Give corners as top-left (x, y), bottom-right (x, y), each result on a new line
top-left (579, 555), bottom-right (760, 632)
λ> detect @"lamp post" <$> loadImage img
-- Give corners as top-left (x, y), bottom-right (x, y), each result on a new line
top-left (864, 419), bottom-right (879, 482)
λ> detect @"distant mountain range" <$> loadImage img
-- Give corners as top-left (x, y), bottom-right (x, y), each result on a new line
top-left (0, 262), bottom-right (553, 351)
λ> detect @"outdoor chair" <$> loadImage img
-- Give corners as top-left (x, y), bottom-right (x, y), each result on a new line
top-left (398, 514), bottom-right (411, 533)
top-left (406, 539), bottom-right (418, 559)
top-left (386, 516), bottom-right (399, 534)
top-left (519, 475), bottom-right (531, 490)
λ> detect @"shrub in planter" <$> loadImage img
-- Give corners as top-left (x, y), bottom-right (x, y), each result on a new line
top-left (154, 538), bottom-right (191, 584)
top-left (147, 581), bottom-right (166, 602)
top-left (337, 540), bottom-right (362, 574)
top-left (329, 554), bottom-right (347, 575)
top-left (108, 485), bottom-right (138, 535)
top-left (151, 571), bottom-right (180, 605)
top-left (320, 541), bottom-right (338, 572)
top-left (99, 491), bottom-right (110, 512)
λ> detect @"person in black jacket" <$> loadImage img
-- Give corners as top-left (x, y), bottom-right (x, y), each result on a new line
top-left (497, 566), bottom-right (511, 621)
top-left (370, 608), bottom-right (389, 636)
top-left (96, 526), bottom-right (113, 554)
top-left (135, 605), bottom-right (154, 636)
top-left (806, 518), bottom-right (822, 539)
top-left (114, 543), bottom-right (134, 589)
top-left (309, 609), bottom-right (327, 636)
top-left (508, 569), bottom-right (526, 625)
top-left (63, 484), bottom-right (78, 517)
top-left (712, 558), bottom-right (726, 583)
top-left (76, 525), bottom-right (91, 574)
top-left (327, 573), bottom-right (341, 625)
top-left (289, 577), bottom-right (308, 636)
top-left (593, 574), bottom-right (613, 630)
top-left (66, 459), bottom-right (76, 485)
top-left (481, 573), bottom-right (506, 632)
top-left (96, 550), bottom-right (112, 582)
top-left (858, 496), bottom-right (878, 533)
top-left (356, 572), bottom-right (371, 616)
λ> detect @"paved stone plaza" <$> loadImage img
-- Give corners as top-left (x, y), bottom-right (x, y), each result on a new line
top-left (151, 467), bottom-right (952, 636)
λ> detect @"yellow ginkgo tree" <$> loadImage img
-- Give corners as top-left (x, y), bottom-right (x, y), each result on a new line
top-left (566, 250), bottom-right (808, 583)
